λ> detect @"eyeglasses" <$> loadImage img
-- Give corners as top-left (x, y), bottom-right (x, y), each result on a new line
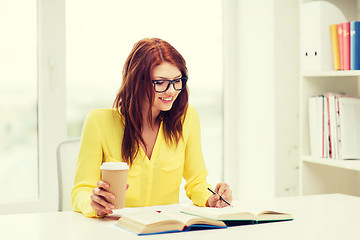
top-left (152, 76), bottom-right (188, 93)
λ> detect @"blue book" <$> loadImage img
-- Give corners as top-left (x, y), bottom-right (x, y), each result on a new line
top-left (350, 21), bottom-right (360, 70)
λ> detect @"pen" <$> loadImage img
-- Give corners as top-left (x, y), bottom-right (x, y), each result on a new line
top-left (207, 187), bottom-right (233, 207)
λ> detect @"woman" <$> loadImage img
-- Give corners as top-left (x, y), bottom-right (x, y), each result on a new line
top-left (71, 38), bottom-right (232, 217)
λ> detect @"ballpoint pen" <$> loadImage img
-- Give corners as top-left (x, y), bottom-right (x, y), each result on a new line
top-left (207, 187), bottom-right (233, 207)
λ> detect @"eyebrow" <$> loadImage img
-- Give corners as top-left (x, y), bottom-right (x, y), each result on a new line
top-left (153, 74), bottom-right (182, 80)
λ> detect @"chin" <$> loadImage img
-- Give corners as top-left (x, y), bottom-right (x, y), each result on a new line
top-left (156, 102), bottom-right (174, 112)
top-left (160, 106), bottom-right (173, 112)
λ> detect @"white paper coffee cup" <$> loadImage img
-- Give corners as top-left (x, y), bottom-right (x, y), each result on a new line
top-left (100, 162), bottom-right (129, 209)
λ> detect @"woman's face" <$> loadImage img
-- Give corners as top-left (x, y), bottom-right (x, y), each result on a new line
top-left (151, 62), bottom-right (182, 115)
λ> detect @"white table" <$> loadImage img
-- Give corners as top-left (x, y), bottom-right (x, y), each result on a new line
top-left (1, 194), bottom-right (359, 240)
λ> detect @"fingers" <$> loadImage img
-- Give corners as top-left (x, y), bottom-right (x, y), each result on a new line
top-left (215, 182), bottom-right (229, 196)
top-left (93, 187), bottom-right (115, 202)
top-left (90, 181), bottom-right (115, 216)
top-left (206, 194), bottom-right (219, 207)
top-left (212, 182), bottom-right (233, 208)
top-left (90, 199), bottom-right (111, 217)
top-left (90, 191), bottom-right (114, 213)
top-left (97, 180), bottom-right (110, 190)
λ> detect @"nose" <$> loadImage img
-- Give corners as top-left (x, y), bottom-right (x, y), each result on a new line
top-left (166, 82), bottom-right (177, 94)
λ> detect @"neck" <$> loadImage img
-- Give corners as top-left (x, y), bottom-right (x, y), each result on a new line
top-left (141, 102), bottom-right (160, 127)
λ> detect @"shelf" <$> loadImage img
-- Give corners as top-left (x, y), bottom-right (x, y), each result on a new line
top-left (299, 0), bottom-right (360, 196)
top-left (302, 156), bottom-right (360, 171)
top-left (302, 71), bottom-right (360, 77)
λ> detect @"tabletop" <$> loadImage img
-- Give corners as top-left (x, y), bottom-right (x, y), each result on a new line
top-left (1, 193), bottom-right (359, 240)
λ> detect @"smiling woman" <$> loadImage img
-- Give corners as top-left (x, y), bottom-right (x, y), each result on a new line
top-left (112, 38), bottom-right (190, 164)
top-left (66, 0), bottom-right (224, 190)
top-left (71, 38), bottom-right (232, 218)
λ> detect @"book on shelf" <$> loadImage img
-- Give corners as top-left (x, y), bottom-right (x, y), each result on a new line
top-left (338, 96), bottom-right (360, 159)
top-left (308, 93), bottom-right (360, 160)
top-left (308, 95), bottom-right (331, 158)
top-left (181, 205), bottom-right (293, 226)
top-left (116, 210), bottom-right (227, 235)
top-left (350, 21), bottom-right (360, 70)
top-left (330, 21), bottom-right (360, 71)
top-left (324, 96), bottom-right (330, 158)
top-left (308, 95), bottom-right (325, 157)
top-left (337, 23), bottom-right (345, 70)
top-left (343, 22), bottom-right (351, 70)
top-left (330, 24), bottom-right (341, 70)
top-left (326, 93), bottom-right (341, 159)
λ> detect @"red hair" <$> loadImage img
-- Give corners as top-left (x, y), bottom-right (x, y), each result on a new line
top-left (113, 38), bottom-right (189, 166)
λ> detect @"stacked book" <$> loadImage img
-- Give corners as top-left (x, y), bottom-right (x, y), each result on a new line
top-left (308, 93), bottom-right (360, 159)
top-left (330, 21), bottom-right (360, 70)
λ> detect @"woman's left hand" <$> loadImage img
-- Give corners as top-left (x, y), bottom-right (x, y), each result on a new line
top-left (206, 182), bottom-right (232, 208)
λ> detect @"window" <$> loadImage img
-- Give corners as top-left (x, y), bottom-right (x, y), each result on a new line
top-left (0, 0), bottom-right (65, 214)
top-left (0, 0), bottom-right (38, 203)
top-left (66, 0), bottom-right (223, 186)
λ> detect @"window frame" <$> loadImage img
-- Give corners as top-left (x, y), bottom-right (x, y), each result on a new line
top-left (0, 0), bottom-right (66, 214)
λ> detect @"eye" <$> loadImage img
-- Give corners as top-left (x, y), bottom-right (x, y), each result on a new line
top-left (174, 78), bottom-right (181, 83)
top-left (154, 81), bottom-right (165, 85)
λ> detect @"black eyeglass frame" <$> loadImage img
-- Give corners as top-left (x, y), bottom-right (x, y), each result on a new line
top-left (152, 76), bottom-right (188, 93)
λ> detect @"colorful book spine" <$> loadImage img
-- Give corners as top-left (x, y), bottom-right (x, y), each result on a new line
top-left (343, 22), bottom-right (351, 70)
top-left (350, 21), bottom-right (360, 70)
top-left (330, 24), bottom-right (341, 70)
top-left (337, 23), bottom-right (344, 70)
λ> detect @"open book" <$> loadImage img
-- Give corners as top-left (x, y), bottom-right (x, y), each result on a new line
top-left (181, 205), bottom-right (293, 226)
top-left (116, 210), bottom-right (227, 235)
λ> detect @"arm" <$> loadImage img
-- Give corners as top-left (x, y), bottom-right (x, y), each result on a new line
top-left (182, 107), bottom-right (213, 207)
top-left (183, 107), bottom-right (232, 208)
top-left (71, 110), bottom-right (106, 217)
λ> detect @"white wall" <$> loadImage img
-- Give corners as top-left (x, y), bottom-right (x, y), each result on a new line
top-left (224, 0), bottom-right (300, 201)
top-left (274, 0), bottom-right (299, 197)
top-left (237, 0), bottom-right (276, 201)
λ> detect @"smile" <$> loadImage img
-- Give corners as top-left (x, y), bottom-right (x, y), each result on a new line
top-left (160, 96), bottom-right (173, 102)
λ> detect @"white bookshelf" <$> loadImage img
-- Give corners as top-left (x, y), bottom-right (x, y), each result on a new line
top-left (299, 0), bottom-right (360, 196)
top-left (302, 156), bottom-right (360, 171)
top-left (303, 70), bottom-right (360, 77)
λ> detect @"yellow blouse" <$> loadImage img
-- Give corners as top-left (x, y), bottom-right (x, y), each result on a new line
top-left (71, 105), bottom-right (212, 217)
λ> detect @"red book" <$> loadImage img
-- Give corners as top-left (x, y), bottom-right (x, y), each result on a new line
top-left (343, 21), bottom-right (351, 70)
top-left (337, 23), bottom-right (344, 70)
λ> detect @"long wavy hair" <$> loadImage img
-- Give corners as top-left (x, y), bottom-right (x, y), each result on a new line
top-left (113, 38), bottom-right (189, 166)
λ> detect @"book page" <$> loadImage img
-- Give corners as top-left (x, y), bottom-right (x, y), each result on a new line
top-left (162, 211), bottom-right (199, 225)
top-left (162, 211), bottom-right (226, 227)
top-left (181, 205), bottom-right (255, 221)
top-left (120, 210), bottom-right (178, 226)
top-left (117, 210), bottom-right (187, 234)
top-left (256, 211), bottom-right (293, 221)
top-left (111, 204), bottom-right (182, 218)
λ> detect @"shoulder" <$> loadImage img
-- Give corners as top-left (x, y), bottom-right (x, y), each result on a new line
top-left (87, 108), bottom-right (116, 119)
top-left (85, 109), bottom-right (122, 126)
top-left (184, 105), bottom-right (199, 120)
top-left (186, 105), bottom-right (197, 115)
top-left (183, 105), bottom-right (200, 128)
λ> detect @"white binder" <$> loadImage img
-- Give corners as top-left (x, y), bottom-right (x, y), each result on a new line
top-left (301, 1), bottom-right (346, 72)
top-left (338, 96), bottom-right (360, 159)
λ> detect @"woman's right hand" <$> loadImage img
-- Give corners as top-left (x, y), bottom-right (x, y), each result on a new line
top-left (90, 181), bottom-right (115, 217)
top-left (90, 181), bottom-right (129, 217)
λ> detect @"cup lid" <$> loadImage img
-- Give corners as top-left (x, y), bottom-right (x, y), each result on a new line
top-left (100, 162), bottom-right (129, 170)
